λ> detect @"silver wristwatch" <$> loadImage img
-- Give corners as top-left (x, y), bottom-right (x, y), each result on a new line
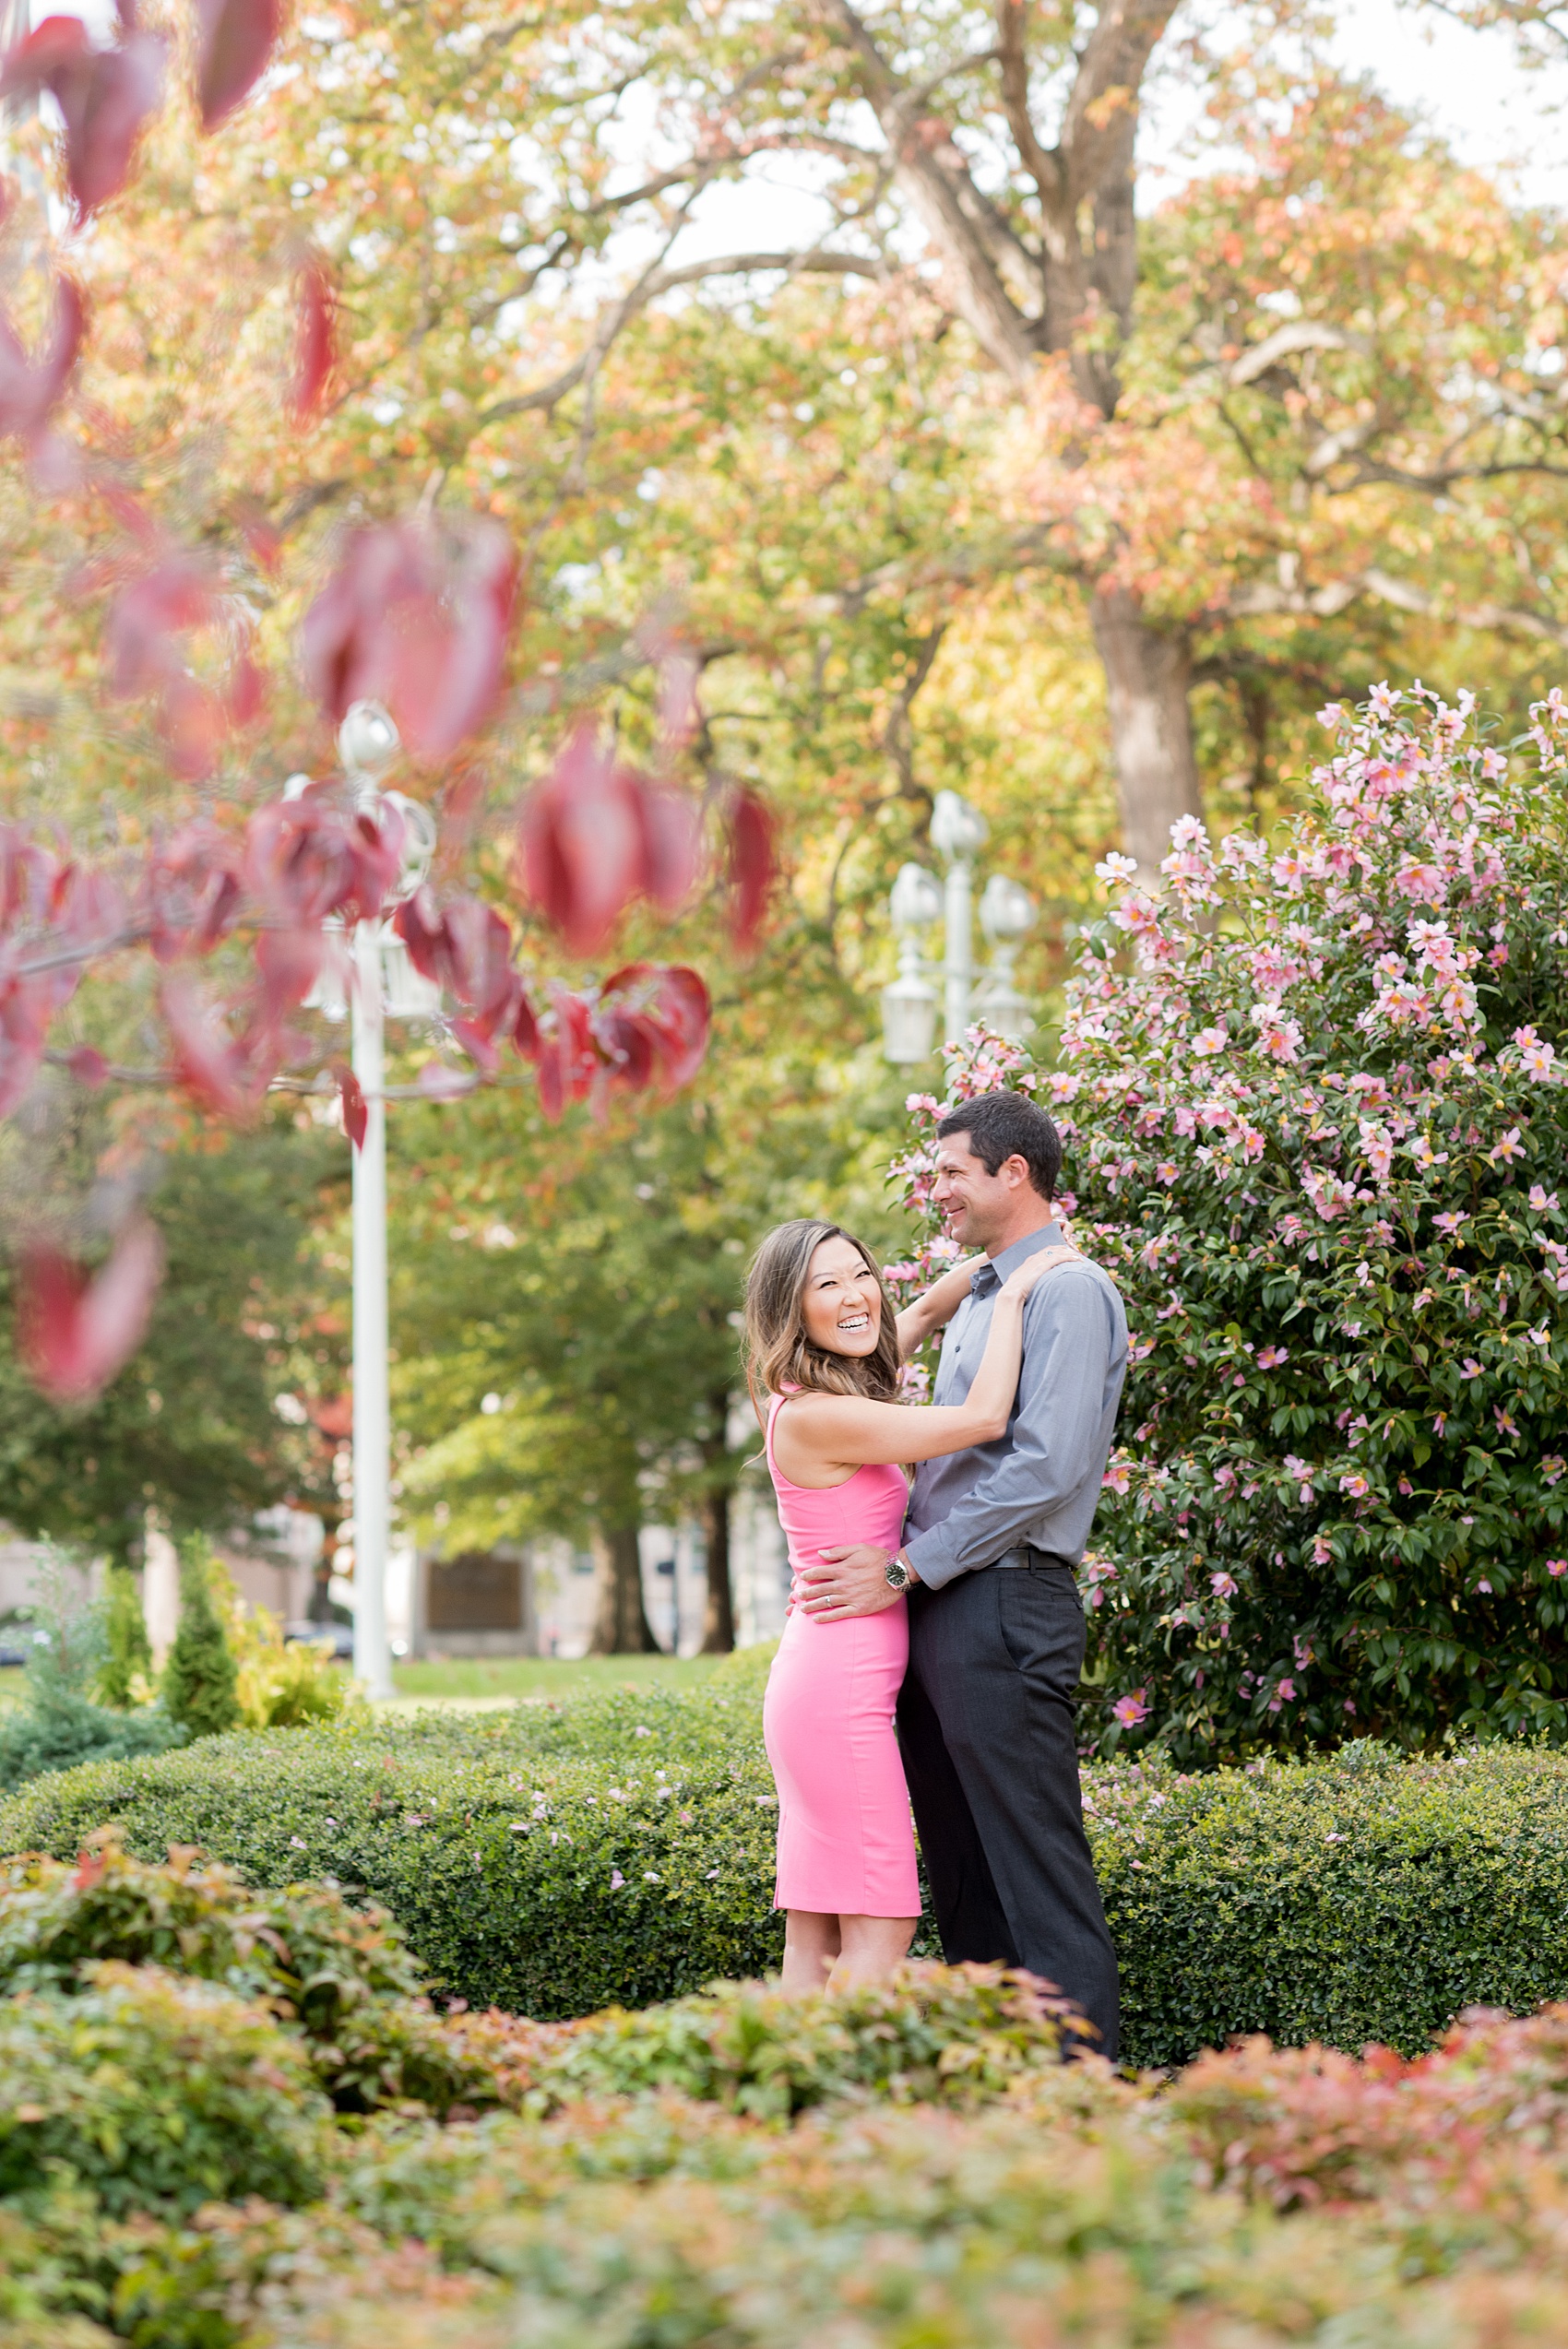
top-left (885, 1552), bottom-right (911, 1593)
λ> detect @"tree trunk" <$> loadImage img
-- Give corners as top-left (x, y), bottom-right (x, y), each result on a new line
top-left (588, 1524), bottom-right (659, 1655)
top-left (1088, 586), bottom-right (1204, 875)
top-left (699, 1483), bottom-right (735, 1655)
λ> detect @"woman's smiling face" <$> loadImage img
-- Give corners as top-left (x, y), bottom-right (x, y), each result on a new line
top-left (800, 1234), bottom-right (884, 1359)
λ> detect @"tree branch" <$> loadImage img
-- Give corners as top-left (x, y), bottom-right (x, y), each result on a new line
top-left (1227, 564), bottom-right (1568, 648)
top-left (476, 248), bottom-right (876, 427)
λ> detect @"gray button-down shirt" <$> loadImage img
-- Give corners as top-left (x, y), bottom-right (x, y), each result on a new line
top-left (904, 1221), bottom-right (1129, 1592)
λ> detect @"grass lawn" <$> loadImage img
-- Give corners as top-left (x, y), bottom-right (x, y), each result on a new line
top-left (386, 1652), bottom-right (729, 1702)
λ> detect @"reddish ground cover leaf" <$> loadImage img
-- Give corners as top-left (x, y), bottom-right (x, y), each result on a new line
top-left (301, 516), bottom-right (517, 762)
top-left (0, 10), bottom-right (167, 219)
top-left (193, 0), bottom-right (279, 130)
top-left (18, 1216), bottom-right (164, 1402)
top-left (0, 273), bottom-right (85, 443)
top-left (290, 252), bottom-right (337, 422)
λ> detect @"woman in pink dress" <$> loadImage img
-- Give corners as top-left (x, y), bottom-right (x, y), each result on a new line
top-left (743, 1217), bottom-right (1057, 1993)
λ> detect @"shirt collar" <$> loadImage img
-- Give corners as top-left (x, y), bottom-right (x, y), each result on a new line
top-left (970, 1220), bottom-right (1064, 1295)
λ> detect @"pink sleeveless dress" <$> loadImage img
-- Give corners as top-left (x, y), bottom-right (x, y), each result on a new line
top-left (760, 1393), bottom-right (921, 1917)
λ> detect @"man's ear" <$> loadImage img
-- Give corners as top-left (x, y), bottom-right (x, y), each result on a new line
top-left (1004, 1153), bottom-right (1029, 1190)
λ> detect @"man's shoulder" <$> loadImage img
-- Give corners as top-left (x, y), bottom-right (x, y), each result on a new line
top-left (1029, 1252), bottom-right (1127, 1328)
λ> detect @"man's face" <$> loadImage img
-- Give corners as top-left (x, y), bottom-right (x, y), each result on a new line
top-left (931, 1133), bottom-right (1030, 1253)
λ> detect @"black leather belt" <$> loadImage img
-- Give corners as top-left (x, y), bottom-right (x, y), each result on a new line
top-left (992, 1545), bottom-right (1075, 1571)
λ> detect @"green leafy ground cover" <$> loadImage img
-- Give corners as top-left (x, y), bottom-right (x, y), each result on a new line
top-left (7, 1838), bottom-right (1568, 2346)
top-left (6, 1655), bottom-right (1568, 2065)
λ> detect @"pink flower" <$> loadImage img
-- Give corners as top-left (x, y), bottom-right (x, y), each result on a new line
top-left (1433, 1412), bottom-right (1447, 1435)
top-left (1530, 1185), bottom-right (1560, 1212)
top-left (1550, 1560), bottom-right (1568, 1578)
top-left (1460, 1358), bottom-right (1483, 1381)
top-left (1193, 1025), bottom-right (1228, 1057)
top-left (1156, 1162), bottom-right (1179, 1185)
top-left (1251, 1002), bottom-right (1304, 1062)
top-left (1489, 1127), bottom-right (1526, 1165)
top-left (1209, 1571), bottom-right (1238, 1597)
top-left (1312, 1534), bottom-right (1334, 1565)
top-left (1102, 1459), bottom-right (1132, 1494)
top-left (1284, 1453), bottom-right (1315, 1503)
top-left (1542, 1456), bottom-right (1565, 1486)
top-left (1111, 1691), bottom-right (1150, 1728)
top-left (1277, 1677), bottom-right (1297, 1702)
top-left (1256, 1346), bottom-right (1289, 1370)
top-left (1339, 1471), bottom-right (1371, 1499)
top-left (1432, 1211), bottom-right (1469, 1239)
top-left (609, 1869), bottom-right (625, 1891)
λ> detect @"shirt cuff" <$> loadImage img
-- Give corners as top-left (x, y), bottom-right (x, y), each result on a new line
top-left (904, 1525), bottom-right (966, 1592)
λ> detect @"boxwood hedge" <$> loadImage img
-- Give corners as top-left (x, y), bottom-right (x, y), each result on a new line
top-left (6, 1653), bottom-right (1568, 2066)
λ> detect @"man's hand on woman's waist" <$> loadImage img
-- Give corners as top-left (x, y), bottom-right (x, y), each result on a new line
top-left (796, 1545), bottom-right (918, 1619)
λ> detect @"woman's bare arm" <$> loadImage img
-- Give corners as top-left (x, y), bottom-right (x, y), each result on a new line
top-left (894, 1256), bottom-right (982, 1361)
top-left (773, 1252), bottom-right (1063, 1479)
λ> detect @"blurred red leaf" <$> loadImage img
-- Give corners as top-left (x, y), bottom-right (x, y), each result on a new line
top-left (244, 796), bottom-right (403, 929)
top-left (657, 649), bottom-right (700, 751)
top-left (337, 1062), bottom-right (366, 1150)
top-left (0, 13), bottom-right (167, 219)
top-left (394, 887), bottom-right (516, 1040)
top-left (726, 786), bottom-right (777, 953)
top-left (65, 1045), bottom-right (108, 1087)
top-left (0, 977), bottom-right (51, 1117)
top-left (18, 1216), bottom-right (164, 1404)
top-left (161, 975), bottom-right (275, 1117)
top-left (193, 0), bottom-right (279, 130)
top-left (144, 821), bottom-right (244, 960)
top-left (301, 515), bottom-right (517, 762)
top-left (105, 549), bottom-right (253, 784)
top-left (515, 726), bottom-right (700, 956)
top-left (0, 272), bottom-right (85, 442)
top-left (532, 986), bottom-right (599, 1121)
top-left (290, 253), bottom-right (337, 423)
top-left (596, 963), bottom-right (711, 1096)
top-left (254, 927), bottom-right (323, 1026)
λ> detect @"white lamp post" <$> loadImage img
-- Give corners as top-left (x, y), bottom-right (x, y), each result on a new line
top-left (880, 791), bottom-right (1037, 1065)
top-left (881, 862), bottom-right (942, 1065)
top-left (301, 703), bottom-right (441, 1701)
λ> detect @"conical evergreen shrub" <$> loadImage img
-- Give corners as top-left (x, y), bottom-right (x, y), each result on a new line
top-left (96, 1564), bottom-right (152, 1711)
top-left (161, 1539), bottom-right (240, 1739)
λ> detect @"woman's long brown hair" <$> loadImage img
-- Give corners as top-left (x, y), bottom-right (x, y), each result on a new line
top-left (742, 1218), bottom-right (901, 1417)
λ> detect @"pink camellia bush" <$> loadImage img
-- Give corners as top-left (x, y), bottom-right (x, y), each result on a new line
top-left (892, 684), bottom-right (1568, 1760)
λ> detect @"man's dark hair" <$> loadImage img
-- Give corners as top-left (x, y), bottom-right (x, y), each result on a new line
top-left (936, 1091), bottom-right (1062, 1201)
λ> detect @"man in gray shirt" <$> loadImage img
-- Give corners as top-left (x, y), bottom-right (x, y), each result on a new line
top-left (797, 1091), bottom-right (1125, 2058)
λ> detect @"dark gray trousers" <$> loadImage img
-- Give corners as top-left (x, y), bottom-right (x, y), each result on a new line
top-left (897, 1560), bottom-right (1120, 2061)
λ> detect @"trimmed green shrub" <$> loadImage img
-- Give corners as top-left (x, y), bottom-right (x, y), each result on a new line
top-left (1088, 1742), bottom-right (1568, 2065)
top-left (0, 1963), bottom-right (331, 2218)
top-left (12, 1673), bottom-right (1568, 2063)
top-left (0, 1701), bottom-right (788, 2019)
top-left (162, 1541), bottom-right (240, 1740)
